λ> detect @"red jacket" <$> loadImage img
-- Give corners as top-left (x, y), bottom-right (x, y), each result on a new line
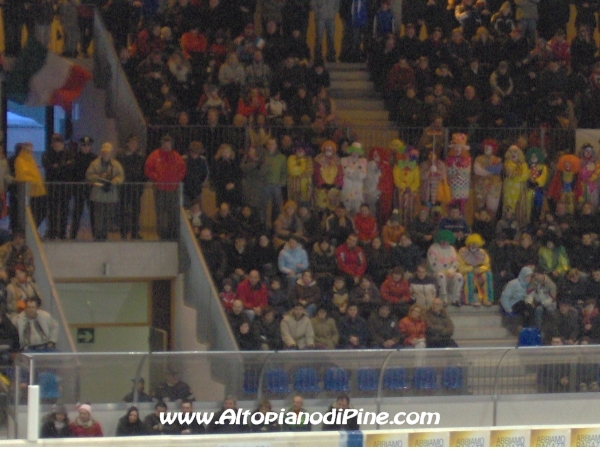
top-left (380, 276), bottom-right (410, 304)
top-left (181, 32), bottom-right (207, 59)
top-left (237, 96), bottom-right (267, 117)
top-left (398, 316), bottom-right (426, 346)
top-left (70, 420), bottom-right (103, 437)
top-left (335, 244), bottom-right (367, 278)
top-left (353, 214), bottom-right (378, 242)
top-left (145, 149), bottom-right (186, 191)
top-left (236, 279), bottom-right (268, 310)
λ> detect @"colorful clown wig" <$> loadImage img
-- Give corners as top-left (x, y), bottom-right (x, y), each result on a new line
top-left (526, 147), bottom-right (546, 164)
top-left (435, 229), bottom-right (456, 245)
top-left (556, 154), bottom-right (581, 173)
top-left (465, 233), bottom-right (485, 247)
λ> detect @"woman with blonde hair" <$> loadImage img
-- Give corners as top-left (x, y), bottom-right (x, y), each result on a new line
top-left (273, 200), bottom-right (304, 248)
top-left (398, 304), bottom-right (426, 348)
top-left (213, 144), bottom-right (242, 208)
top-left (14, 142), bottom-right (47, 228)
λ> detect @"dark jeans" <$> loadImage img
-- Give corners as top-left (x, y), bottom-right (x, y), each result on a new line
top-left (70, 185), bottom-right (93, 239)
top-left (92, 202), bottom-right (115, 240)
top-left (30, 196), bottom-right (47, 229)
top-left (46, 184), bottom-right (71, 239)
top-left (120, 185), bottom-right (143, 238)
top-left (78, 16), bottom-right (93, 55)
top-left (154, 190), bottom-right (179, 240)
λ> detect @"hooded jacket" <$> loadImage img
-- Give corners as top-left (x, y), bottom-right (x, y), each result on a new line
top-left (500, 267), bottom-right (533, 313)
top-left (278, 243), bottom-right (309, 275)
top-left (280, 310), bottom-right (315, 349)
top-left (291, 279), bottom-right (321, 307)
top-left (310, 315), bottom-right (339, 349)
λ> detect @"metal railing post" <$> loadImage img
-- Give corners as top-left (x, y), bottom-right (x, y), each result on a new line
top-left (491, 348), bottom-right (512, 427)
top-left (375, 350), bottom-right (397, 430)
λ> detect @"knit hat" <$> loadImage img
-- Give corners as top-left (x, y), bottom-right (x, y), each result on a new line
top-left (435, 229), bottom-right (456, 245)
top-left (77, 403), bottom-right (92, 414)
top-left (53, 404), bottom-right (68, 415)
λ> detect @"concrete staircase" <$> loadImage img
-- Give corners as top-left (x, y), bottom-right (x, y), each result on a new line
top-left (327, 62), bottom-right (399, 149)
top-left (449, 305), bottom-right (518, 348)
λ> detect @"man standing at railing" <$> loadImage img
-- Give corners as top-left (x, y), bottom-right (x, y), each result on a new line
top-left (86, 143), bottom-right (125, 241)
top-left (42, 134), bottom-right (75, 241)
top-left (145, 135), bottom-right (186, 240)
top-left (70, 136), bottom-right (97, 239)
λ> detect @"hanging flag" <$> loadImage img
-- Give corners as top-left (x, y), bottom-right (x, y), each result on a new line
top-left (6, 38), bottom-right (92, 111)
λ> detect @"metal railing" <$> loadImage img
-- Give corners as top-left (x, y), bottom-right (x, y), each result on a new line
top-left (26, 182), bottom-right (182, 242)
top-left (14, 346), bottom-right (600, 404)
top-left (147, 124), bottom-right (575, 157)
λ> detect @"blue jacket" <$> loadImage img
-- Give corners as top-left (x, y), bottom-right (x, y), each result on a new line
top-left (500, 267), bottom-right (533, 313)
top-left (373, 10), bottom-right (395, 38)
top-left (278, 243), bottom-right (309, 275)
top-left (351, 0), bottom-right (368, 28)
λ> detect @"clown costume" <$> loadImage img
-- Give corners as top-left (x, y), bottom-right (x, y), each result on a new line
top-left (457, 233), bottom-right (493, 306)
top-left (341, 142), bottom-right (367, 216)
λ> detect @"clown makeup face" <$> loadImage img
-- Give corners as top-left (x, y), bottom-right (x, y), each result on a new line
top-left (584, 147), bottom-right (593, 158)
top-left (511, 150), bottom-right (519, 162)
top-left (530, 154), bottom-right (538, 164)
top-left (469, 243), bottom-right (479, 252)
top-left (296, 147), bottom-right (305, 157)
top-left (373, 151), bottom-right (381, 162)
top-left (484, 145), bottom-right (493, 156)
top-left (325, 146), bottom-right (333, 157)
top-left (565, 161), bottom-right (571, 171)
top-left (440, 240), bottom-right (449, 248)
top-left (546, 240), bottom-right (555, 250)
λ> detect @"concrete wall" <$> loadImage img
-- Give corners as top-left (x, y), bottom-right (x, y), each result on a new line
top-left (43, 242), bottom-right (179, 279)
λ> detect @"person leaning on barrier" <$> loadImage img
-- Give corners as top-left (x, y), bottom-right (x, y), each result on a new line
top-left (154, 367), bottom-right (195, 403)
top-left (116, 406), bottom-right (147, 437)
top-left (282, 395), bottom-right (311, 432)
top-left (251, 400), bottom-right (280, 433)
top-left (70, 403), bottom-right (103, 437)
top-left (538, 336), bottom-right (572, 394)
top-left (207, 395), bottom-right (249, 434)
top-left (41, 404), bottom-right (72, 438)
top-left (117, 135), bottom-right (147, 240)
top-left (177, 400), bottom-right (206, 434)
top-left (122, 377), bottom-right (154, 403)
top-left (144, 401), bottom-right (177, 435)
top-left (70, 136), bottom-right (97, 240)
top-left (322, 395), bottom-right (359, 431)
top-left (14, 142), bottom-right (47, 228)
top-left (86, 143), bottom-right (125, 241)
top-left (42, 133), bottom-right (75, 240)
top-left (16, 298), bottom-right (58, 351)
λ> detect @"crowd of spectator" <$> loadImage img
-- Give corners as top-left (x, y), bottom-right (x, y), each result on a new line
top-left (368, 0), bottom-right (600, 130)
top-left (40, 393), bottom-right (359, 438)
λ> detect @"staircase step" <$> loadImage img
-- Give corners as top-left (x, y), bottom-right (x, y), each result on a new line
top-left (326, 62), bottom-right (368, 71)
top-left (449, 315), bottom-right (504, 328)
top-left (453, 326), bottom-right (513, 341)
top-left (336, 99), bottom-right (386, 110)
top-left (331, 89), bottom-right (381, 99)
top-left (330, 71), bottom-right (371, 81)
top-left (339, 110), bottom-right (389, 121)
top-left (447, 304), bottom-right (501, 314)
top-left (331, 80), bottom-right (375, 91)
top-left (455, 338), bottom-right (517, 348)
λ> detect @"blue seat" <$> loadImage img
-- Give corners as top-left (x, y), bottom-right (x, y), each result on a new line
top-left (357, 368), bottom-right (379, 392)
top-left (324, 367), bottom-right (350, 392)
top-left (442, 366), bottom-right (463, 390)
top-left (39, 372), bottom-right (60, 400)
top-left (293, 368), bottom-right (321, 394)
top-left (413, 367), bottom-right (439, 390)
top-left (243, 369), bottom-right (260, 395)
top-left (518, 327), bottom-right (541, 347)
top-left (383, 367), bottom-right (409, 391)
top-left (265, 369), bottom-right (291, 395)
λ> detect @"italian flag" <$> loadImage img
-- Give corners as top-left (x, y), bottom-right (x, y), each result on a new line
top-left (6, 38), bottom-right (92, 111)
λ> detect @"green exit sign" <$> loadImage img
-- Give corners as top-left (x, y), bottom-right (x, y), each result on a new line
top-left (77, 328), bottom-right (95, 344)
